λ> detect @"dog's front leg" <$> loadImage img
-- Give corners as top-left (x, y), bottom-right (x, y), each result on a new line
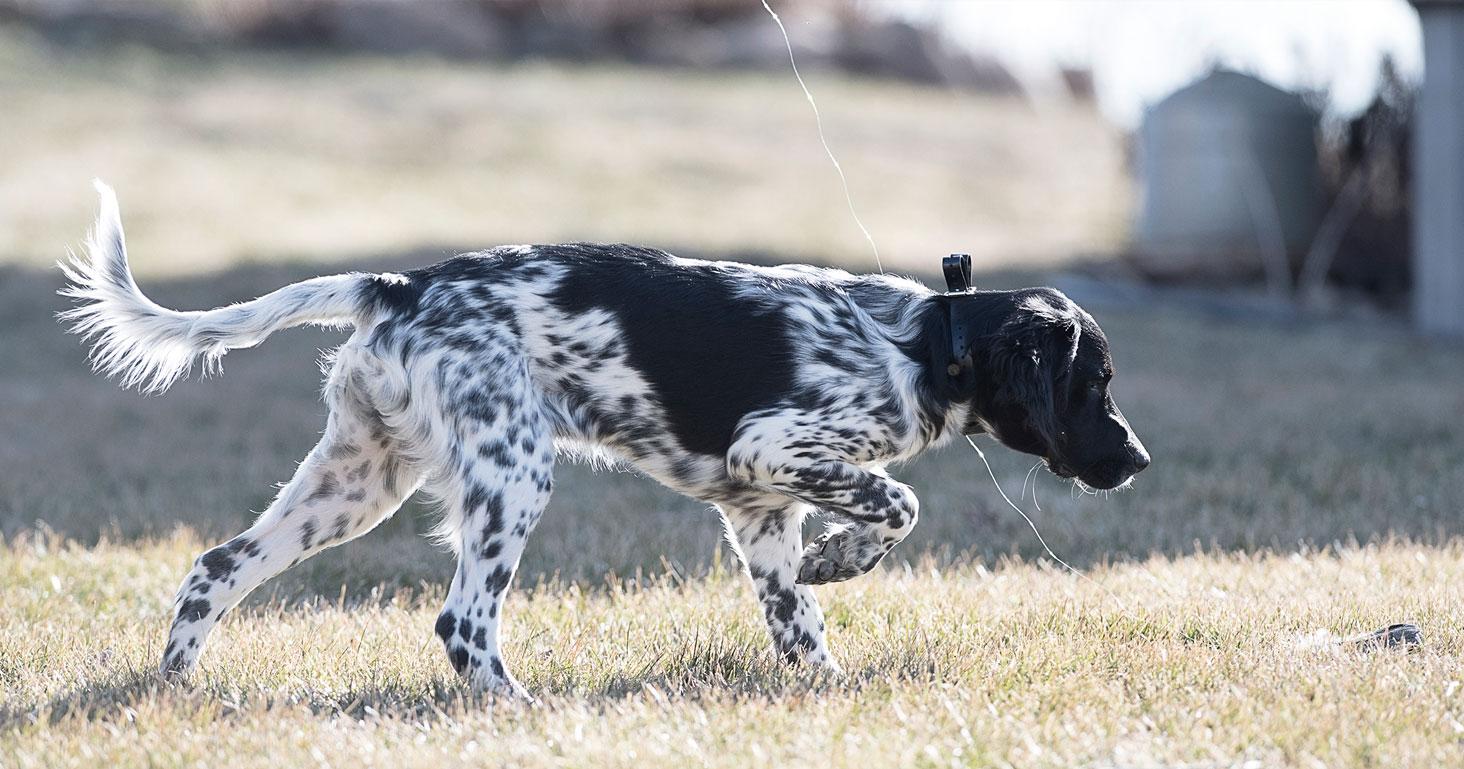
top-left (719, 496), bottom-right (837, 670)
top-left (727, 418), bottom-right (919, 585)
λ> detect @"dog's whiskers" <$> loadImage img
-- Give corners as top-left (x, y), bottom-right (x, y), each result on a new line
top-left (1021, 460), bottom-right (1043, 508)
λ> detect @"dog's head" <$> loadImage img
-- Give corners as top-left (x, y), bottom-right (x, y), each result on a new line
top-left (950, 288), bottom-right (1149, 490)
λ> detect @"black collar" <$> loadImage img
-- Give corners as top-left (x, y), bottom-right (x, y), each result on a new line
top-left (942, 254), bottom-right (975, 377)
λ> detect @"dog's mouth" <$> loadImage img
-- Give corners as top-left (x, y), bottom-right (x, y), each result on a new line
top-left (1043, 456), bottom-right (1078, 479)
top-left (1076, 461), bottom-right (1139, 491)
top-left (1045, 456), bottom-right (1137, 491)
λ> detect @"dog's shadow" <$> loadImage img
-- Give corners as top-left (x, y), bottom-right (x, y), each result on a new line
top-left (0, 652), bottom-right (875, 732)
top-left (0, 669), bottom-right (164, 732)
top-left (0, 667), bottom-right (478, 732)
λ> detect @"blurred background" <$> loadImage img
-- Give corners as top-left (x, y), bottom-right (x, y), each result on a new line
top-left (1, 0), bottom-right (1460, 597)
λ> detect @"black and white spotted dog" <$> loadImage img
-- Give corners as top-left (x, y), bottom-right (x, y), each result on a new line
top-left (61, 183), bottom-right (1149, 697)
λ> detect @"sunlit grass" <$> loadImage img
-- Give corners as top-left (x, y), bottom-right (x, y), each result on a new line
top-left (3, 534), bottom-right (1461, 768)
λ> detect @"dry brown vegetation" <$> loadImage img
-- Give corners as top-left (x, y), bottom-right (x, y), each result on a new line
top-left (5, 535), bottom-right (1464, 768)
top-left (0, 24), bottom-right (1129, 277)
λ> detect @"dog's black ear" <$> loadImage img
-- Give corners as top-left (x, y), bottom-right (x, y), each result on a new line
top-left (975, 297), bottom-right (1081, 449)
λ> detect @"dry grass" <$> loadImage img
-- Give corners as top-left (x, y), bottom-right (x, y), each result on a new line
top-left (0, 25), bottom-right (1130, 277)
top-left (4, 534), bottom-right (1463, 768)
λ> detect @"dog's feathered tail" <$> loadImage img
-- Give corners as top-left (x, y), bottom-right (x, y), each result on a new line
top-left (59, 181), bottom-right (373, 393)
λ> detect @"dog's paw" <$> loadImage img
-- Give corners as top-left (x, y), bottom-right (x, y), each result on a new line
top-left (159, 637), bottom-right (202, 682)
top-left (159, 654), bottom-right (195, 683)
top-left (796, 525), bottom-right (886, 585)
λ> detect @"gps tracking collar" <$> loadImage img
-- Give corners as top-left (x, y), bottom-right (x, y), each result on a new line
top-left (942, 253), bottom-right (976, 378)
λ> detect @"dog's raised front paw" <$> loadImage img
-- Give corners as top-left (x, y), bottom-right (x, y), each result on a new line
top-left (796, 526), bottom-right (885, 585)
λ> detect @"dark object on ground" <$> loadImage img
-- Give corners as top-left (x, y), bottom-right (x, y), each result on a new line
top-left (1346, 623), bottom-right (1423, 651)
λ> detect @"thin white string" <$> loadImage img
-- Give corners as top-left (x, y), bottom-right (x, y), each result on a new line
top-left (760, 0), bottom-right (883, 274)
top-left (964, 435), bottom-right (1127, 609)
top-left (760, 0), bottom-right (1127, 613)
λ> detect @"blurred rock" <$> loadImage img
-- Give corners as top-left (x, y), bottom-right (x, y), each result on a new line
top-left (0, 0), bottom-right (211, 51)
top-left (938, 49), bottom-right (1025, 95)
top-left (1, 0), bottom-right (1026, 96)
top-left (835, 18), bottom-right (942, 83)
top-left (329, 1), bottom-right (506, 58)
top-left (835, 18), bottom-right (1022, 94)
top-left (1061, 66), bottom-right (1096, 103)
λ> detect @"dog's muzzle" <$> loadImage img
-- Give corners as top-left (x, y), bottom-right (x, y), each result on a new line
top-left (1044, 456), bottom-right (1078, 480)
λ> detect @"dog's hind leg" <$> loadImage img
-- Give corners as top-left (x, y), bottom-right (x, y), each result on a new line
top-left (720, 496), bottom-right (837, 670)
top-left (160, 357), bottom-right (419, 678)
top-left (422, 356), bottom-right (555, 699)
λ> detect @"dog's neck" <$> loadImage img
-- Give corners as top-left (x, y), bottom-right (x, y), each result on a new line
top-left (906, 294), bottom-right (988, 447)
top-left (844, 280), bottom-right (988, 454)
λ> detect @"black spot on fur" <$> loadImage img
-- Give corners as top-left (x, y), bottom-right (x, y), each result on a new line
top-left (176, 598), bottom-right (211, 624)
top-left (199, 547), bottom-right (236, 581)
top-left (435, 610), bottom-right (456, 642)
top-left (361, 273), bottom-right (423, 316)
top-left (485, 565), bottom-right (512, 595)
top-left (465, 485), bottom-right (505, 539)
top-left (305, 472), bottom-right (339, 504)
top-left (547, 245), bottom-right (798, 456)
top-left (768, 588), bottom-right (797, 624)
top-left (327, 441), bottom-right (362, 460)
top-left (477, 440), bottom-right (514, 468)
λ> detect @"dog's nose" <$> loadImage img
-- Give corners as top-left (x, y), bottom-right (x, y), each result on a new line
top-left (1130, 442), bottom-right (1151, 472)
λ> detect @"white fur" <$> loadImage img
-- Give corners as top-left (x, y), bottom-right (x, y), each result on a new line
top-left (58, 181), bottom-right (369, 393)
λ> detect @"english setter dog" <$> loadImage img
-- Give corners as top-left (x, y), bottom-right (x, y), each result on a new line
top-left (61, 183), bottom-right (1149, 697)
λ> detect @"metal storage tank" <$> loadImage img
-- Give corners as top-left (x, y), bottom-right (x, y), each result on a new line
top-left (1135, 69), bottom-right (1322, 283)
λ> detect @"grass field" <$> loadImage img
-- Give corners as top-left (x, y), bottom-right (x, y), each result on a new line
top-left (5, 536), bottom-right (1463, 768)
